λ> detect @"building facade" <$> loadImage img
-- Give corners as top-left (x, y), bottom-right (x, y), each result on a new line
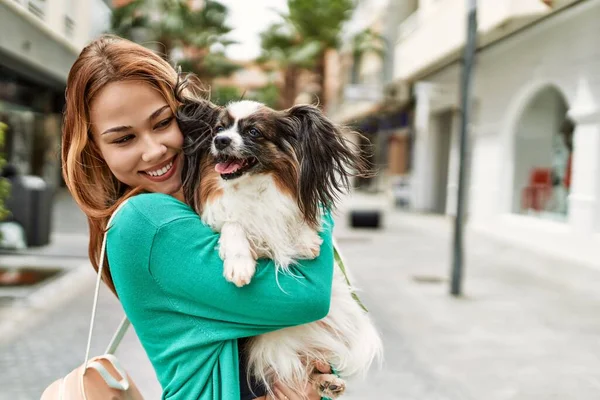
top-left (328, 0), bottom-right (414, 195)
top-left (394, 0), bottom-right (600, 266)
top-left (0, 0), bottom-right (110, 187)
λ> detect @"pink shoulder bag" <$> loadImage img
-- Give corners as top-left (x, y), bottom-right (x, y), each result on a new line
top-left (41, 200), bottom-right (144, 399)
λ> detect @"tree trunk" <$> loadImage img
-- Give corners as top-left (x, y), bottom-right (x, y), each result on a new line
top-left (315, 50), bottom-right (327, 109)
top-left (157, 37), bottom-right (173, 61)
top-left (281, 66), bottom-right (298, 109)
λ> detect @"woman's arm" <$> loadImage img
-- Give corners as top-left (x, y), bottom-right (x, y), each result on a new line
top-left (109, 194), bottom-right (334, 335)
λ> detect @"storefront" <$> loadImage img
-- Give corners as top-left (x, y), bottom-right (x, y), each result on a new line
top-left (350, 106), bottom-right (412, 199)
top-left (0, 61), bottom-right (65, 188)
top-left (408, 0), bottom-right (600, 266)
top-left (512, 86), bottom-right (572, 222)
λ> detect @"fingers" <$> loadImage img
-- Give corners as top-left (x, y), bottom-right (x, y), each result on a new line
top-left (314, 360), bottom-right (332, 374)
top-left (274, 387), bottom-right (290, 400)
top-left (269, 385), bottom-right (293, 400)
top-left (272, 381), bottom-right (321, 400)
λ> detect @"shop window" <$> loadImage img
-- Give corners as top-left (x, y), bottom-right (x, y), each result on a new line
top-left (513, 86), bottom-right (572, 221)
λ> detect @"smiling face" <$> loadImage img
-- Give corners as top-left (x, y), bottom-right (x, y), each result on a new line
top-left (90, 80), bottom-right (184, 199)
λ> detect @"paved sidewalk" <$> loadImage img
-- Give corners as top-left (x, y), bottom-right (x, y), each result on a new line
top-left (2, 191), bottom-right (600, 399)
top-left (337, 193), bottom-right (600, 399)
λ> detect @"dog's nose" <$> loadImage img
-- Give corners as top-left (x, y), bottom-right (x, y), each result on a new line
top-left (214, 136), bottom-right (232, 150)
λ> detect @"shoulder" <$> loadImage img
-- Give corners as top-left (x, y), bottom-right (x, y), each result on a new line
top-left (113, 193), bottom-right (198, 230)
top-left (107, 194), bottom-right (209, 274)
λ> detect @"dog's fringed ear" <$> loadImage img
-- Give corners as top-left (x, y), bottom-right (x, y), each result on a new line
top-left (287, 104), bottom-right (368, 228)
top-left (175, 93), bottom-right (220, 211)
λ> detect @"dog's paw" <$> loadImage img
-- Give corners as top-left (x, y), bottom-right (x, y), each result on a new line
top-left (310, 243), bottom-right (321, 258)
top-left (313, 374), bottom-right (346, 399)
top-left (297, 234), bottom-right (323, 259)
top-left (223, 256), bottom-right (257, 287)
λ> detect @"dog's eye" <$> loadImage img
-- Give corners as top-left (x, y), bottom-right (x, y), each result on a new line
top-left (215, 126), bottom-right (225, 133)
top-left (248, 127), bottom-right (261, 137)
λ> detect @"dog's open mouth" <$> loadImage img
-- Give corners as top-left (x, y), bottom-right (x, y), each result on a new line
top-left (214, 155), bottom-right (258, 180)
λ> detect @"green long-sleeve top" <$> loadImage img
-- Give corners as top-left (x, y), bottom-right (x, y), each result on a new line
top-left (106, 193), bottom-right (334, 400)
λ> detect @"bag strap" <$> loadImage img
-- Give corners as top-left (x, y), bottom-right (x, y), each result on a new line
top-left (332, 239), bottom-right (368, 313)
top-left (84, 200), bottom-right (132, 366)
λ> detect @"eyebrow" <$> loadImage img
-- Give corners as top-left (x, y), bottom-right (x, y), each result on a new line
top-left (101, 105), bottom-right (171, 135)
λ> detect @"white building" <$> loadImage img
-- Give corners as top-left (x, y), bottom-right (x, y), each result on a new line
top-left (395, 0), bottom-right (600, 266)
top-left (0, 0), bottom-right (111, 185)
top-left (328, 0), bottom-right (415, 195)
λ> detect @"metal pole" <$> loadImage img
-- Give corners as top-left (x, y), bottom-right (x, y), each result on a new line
top-left (451, 0), bottom-right (477, 296)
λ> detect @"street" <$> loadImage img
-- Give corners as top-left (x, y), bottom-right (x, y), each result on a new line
top-left (1, 191), bottom-right (600, 399)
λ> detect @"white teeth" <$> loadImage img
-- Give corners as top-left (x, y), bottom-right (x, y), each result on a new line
top-left (147, 161), bottom-right (173, 177)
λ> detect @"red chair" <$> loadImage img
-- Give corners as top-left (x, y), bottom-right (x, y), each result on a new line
top-left (521, 167), bottom-right (553, 212)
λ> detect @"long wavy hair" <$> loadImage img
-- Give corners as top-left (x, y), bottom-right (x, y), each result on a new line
top-left (62, 35), bottom-right (202, 294)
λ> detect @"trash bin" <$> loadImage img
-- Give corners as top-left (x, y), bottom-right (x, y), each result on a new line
top-left (349, 209), bottom-right (382, 229)
top-left (5, 175), bottom-right (54, 247)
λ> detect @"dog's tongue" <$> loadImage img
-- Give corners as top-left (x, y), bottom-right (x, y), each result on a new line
top-left (215, 160), bottom-right (242, 174)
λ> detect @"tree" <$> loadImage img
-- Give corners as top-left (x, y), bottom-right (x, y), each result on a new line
top-left (210, 84), bottom-right (280, 109)
top-left (252, 84), bottom-right (280, 109)
top-left (210, 85), bottom-right (243, 106)
top-left (350, 28), bottom-right (386, 83)
top-left (0, 122), bottom-right (10, 223)
top-left (111, 0), bottom-right (239, 82)
top-left (286, 0), bottom-right (355, 107)
top-left (258, 22), bottom-right (321, 108)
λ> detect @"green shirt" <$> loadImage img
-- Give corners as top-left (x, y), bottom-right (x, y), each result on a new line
top-left (107, 193), bottom-right (334, 400)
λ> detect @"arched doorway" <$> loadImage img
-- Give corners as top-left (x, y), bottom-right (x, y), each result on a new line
top-left (512, 86), bottom-right (573, 221)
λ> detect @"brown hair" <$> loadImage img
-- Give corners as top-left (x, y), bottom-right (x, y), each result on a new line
top-left (62, 35), bottom-right (198, 294)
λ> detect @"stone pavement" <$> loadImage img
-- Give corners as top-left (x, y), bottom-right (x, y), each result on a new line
top-left (2, 190), bottom-right (600, 399)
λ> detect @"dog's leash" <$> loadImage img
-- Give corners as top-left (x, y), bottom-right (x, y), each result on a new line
top-left (333, 244), bottom-right (368, 313)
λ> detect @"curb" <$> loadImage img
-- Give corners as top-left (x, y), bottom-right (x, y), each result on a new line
top-left (0, 263), bottom-right (96, 346)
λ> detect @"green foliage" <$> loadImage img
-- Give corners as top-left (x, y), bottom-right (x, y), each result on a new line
top-left (257, 0), bottom-right (356, 107)
top-left (252, 84), bottom-right (280, 109)
top-left (110, 0), bottom-right (148, 39)
top-left (350, 28), bottom-right (387, 83)
top-left (210, 85), bottom-right (243, 106)
top-left (110, 0), bottom-right (237, 81)
top-left (210, 84), bottom-right (280, 109)
top-left (258, 23), bottom-right (319, 70)
top-left (351, 28), bottom-right (386, 60)
top-left (287, 0), bottom-right (355, 48)
top-left (0, 122), bottom-right (10, 222)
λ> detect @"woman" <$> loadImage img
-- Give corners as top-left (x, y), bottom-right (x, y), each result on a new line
top-left (62, 35), bottom-right (334, 400)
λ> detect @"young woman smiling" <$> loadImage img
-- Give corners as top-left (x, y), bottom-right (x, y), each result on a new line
top-left (61, 35), bottom-right (334, 400)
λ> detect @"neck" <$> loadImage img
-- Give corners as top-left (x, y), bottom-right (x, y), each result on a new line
top-left (173, 188), bottom-right (185, 203)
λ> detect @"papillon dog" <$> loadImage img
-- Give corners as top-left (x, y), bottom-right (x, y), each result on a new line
top-left (177, 98), bottom-right (383, 399)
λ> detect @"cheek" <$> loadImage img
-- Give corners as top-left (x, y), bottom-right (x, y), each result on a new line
top-left (167, 126), bottom-right (184, 149)
top-left (100, 147), bottom-right (140, 184)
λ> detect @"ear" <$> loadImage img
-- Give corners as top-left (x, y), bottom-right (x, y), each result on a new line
top-left (286, 104), bottom-right (367, 227)
top-left (176, 98), bottom-right (221, 211)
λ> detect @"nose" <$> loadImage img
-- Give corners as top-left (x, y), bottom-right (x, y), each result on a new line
top-left (141, 136), bottom-right (167, 163)
top-left (214, 135), bottom-right (232, 150)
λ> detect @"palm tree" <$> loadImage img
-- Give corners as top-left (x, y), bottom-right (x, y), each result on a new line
top-left (258, 22), bottom-right (321, 108)
top-left (111, 0), bottom-right (239, 82)
top-left (286, 0), bottom-right (355, 107)
top-left (0, 121), bottom-right (9, 222)
top-left (350, 28), bottom-right (387, 84)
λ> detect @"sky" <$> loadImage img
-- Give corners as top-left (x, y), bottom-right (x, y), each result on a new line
top-left (219, 0), bottom-right (288, 61)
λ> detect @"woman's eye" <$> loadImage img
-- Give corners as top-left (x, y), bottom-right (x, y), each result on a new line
top-left (248, 127), bottom-right (261, 137)
top-left (155, 117), bottom-right (174, 130)
top-left (113, 135), bottom-right (134, 145)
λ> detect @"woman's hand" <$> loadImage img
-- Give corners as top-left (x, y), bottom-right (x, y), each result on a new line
top-left (264, 361), bottom-right (331, 400)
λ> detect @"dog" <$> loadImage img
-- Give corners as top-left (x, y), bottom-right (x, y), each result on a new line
top-left (178, 98), bottom-right (383, 399)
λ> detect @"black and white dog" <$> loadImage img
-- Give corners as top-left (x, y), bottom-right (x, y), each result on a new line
top-left (178, 98), bottom-right (382, 399)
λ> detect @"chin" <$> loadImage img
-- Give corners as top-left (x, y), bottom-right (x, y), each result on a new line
top-left (178, 100), bottom-right (383, 399)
